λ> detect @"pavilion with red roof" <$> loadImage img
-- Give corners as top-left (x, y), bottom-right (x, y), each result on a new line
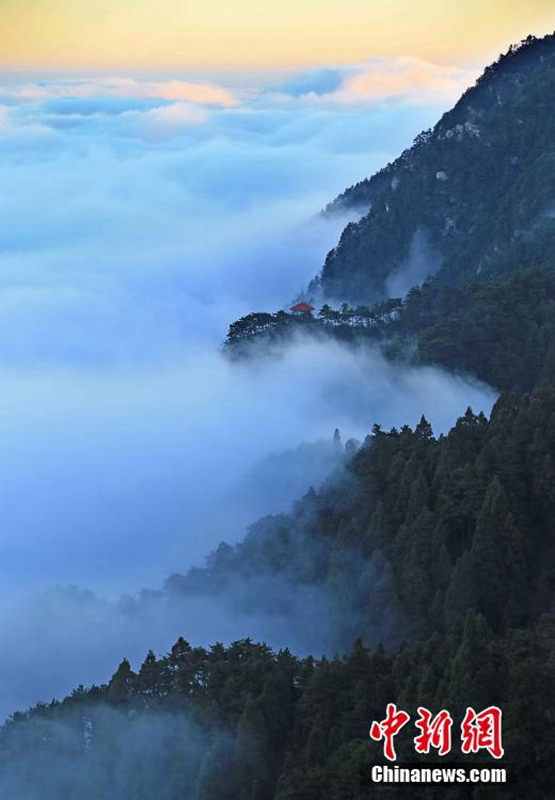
top-left (290, 301), bottom-right (314, 314)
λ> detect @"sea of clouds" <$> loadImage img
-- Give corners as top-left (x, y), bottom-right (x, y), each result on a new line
top-left (0, 57), bottom-right (494, 717)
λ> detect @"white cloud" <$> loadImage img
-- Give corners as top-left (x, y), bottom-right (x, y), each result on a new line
top-left (0, 63), bottom-right (492, 718)
top-left (336, 56), bottom-right (479, 104)
top-left (10, 76), bottom-right (239, 107)
top-left (275, 56), bottom-right (479, 106)
top-left (0, 63), bottom-right (481, 575)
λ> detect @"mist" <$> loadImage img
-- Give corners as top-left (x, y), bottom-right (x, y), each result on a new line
top-left (0, 65), bottom-right (495, 720)
top-left (385, 227), bottom-right (443, 297)
top-left (0, 339), bottom-right (496, 719)
top-left (0, 704), bottom-right (209, 800)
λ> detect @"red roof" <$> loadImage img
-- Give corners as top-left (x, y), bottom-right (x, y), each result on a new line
top-left (290, 302), bottom-right (314, 313)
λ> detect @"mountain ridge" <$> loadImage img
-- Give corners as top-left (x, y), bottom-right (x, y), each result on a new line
top-left (316, 32), bottom-right (555, 303)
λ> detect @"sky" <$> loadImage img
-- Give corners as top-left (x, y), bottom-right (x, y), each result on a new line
top-left (0, 1), bottom-right (532, 717)
top-left (1, 0), bottom-right (554, 70)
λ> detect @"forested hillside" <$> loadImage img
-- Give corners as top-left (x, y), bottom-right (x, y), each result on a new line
top-left (316, 33), bottom-right (555, 302)
top-left (3, 390), bottom-right (555, 798)
top-left (226, 266), bottom-right (555, 393)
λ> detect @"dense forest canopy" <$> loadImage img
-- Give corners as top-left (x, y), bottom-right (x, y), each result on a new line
top-left (4, 389), bottom-right (555, 798)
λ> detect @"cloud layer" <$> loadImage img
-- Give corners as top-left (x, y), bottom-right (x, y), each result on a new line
top-left (0, 63), bottom-right (496, 717)
top-left (11, 76), bottom-right (239, 106)
top-left (278, 56), bottom-right (479, 105)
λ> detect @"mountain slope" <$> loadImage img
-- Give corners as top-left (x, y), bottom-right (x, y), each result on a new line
top-left (4, 389), bottom-right (555, 797)
top-left (318, 33), bottom-right (555, 302)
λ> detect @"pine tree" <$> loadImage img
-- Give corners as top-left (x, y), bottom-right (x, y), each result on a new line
top-left (107, 658), bottom-right (136, 708)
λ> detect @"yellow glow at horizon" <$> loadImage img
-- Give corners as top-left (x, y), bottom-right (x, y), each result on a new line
top-left (1, 0), bottom-right (554, 70)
